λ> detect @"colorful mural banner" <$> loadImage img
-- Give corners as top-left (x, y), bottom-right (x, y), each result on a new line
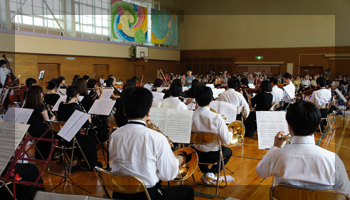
top-left (151, 9), bottom-right (178, 46)
top-left (111, 0), bottom-right (147, 43)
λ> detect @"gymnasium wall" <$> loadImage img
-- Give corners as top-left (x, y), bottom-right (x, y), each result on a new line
top-left (1, 51), bottom-right (180, 85)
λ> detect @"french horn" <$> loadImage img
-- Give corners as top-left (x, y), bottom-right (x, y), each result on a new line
top-left (224, 121), bottom-right (246, 147)
top-left (146, 122), bottom-right (198, 181)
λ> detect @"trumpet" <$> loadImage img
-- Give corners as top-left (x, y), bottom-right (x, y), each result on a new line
top-left (279, 134), bottom-right (292, 144)
top-left (146, 121), bottom-right (198, 181)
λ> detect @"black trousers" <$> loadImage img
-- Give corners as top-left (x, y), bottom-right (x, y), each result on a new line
top-left (320, 108), bottom-right (329, 132)
top-left (192, 146), bottom-right (232, 174)
top-left (244, 111), bottom-right (257, 137)
top-left (113, 181), bottom-right (194, 200)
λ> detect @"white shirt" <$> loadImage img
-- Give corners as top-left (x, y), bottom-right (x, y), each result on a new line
top-left (309, 88), bottom-right (332, 107)
top-left (162, 96), bottom-right (188, 110)
top-left (109, 120), bottom-right (179, 188)
top-left (282, 82), bottom-right (295, 103)
top-left (217, 88), bottom-right (250, 118)
top-left (256, 136), bottom-right (350, 194)
top-left (0, 67), bottom-right (10, 86)
top-left (271, 85), bottom-right (284, 103)
top-left (191, 107), bottom-right (233, 152)
top-left (99, 78), bottom-right (105, 84)
top-left (301, 79), bottom-right (310, 87)
top-left (332, 81), bottom-right (339, 87)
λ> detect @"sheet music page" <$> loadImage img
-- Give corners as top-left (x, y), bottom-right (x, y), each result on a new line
top-left (15, 108), bottom-right (33, 124)
top-left (206, 84), bottom-right (214, 89)
top-left (52, 95), bottom-right (67, 111)
top-left (3, 107), bottom-right (16, 122)
top-left (104, 100), bottom-right (116, 115)
top-left (78, 96), bottom-right (84, 102)
top-left (0, 122), bottom-right (30, 175)
top-left (152, 92), bottom-right (165, 102)
top-left (283, 84), bottom-right (295, 99)
top-left (88, 99), bottom-right (116, 115)
top-left (152, 102), bottom-right (162, 108)
top-left (149, 108), bottom-right (169, 134)
top-left (57, 88), bottom-right (66, 96)
top-left (156, 87), bottom-right (168, 92)
top-left (101, 89), bottom-right (114, 99)
top-left (256, 111), bottom-right (289, 149)
top-left (248, 84), bottom-right (255, 89)
top-left (335, 89), bottom-right (348, 103)
top-left (144, 84), bottom-right (152, 91)
top-left (38, 70), bottom-right (45, 79)
top-left (1, 89), bottom-right (9, 104)
top-left (57, 110), bottom-right (90, 142)
top-left (182, 86), bottom-right (189, 92)
top-left (212, 88), bottom-right (225, 99)
top-left (165, 109), bottom-right (193, 144)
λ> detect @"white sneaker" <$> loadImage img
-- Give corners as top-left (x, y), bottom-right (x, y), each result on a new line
top-left (200, 172), bottom-right (215, 184)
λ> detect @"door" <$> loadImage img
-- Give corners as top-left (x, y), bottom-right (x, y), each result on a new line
top-left (300, 67), bottom-right (323, 76)
top-left (134, 65), bottom-right (145, 83)
top-left (94, 64), bottom-right (109, 83)
top-left (37, 63), bottom-right (60, 91)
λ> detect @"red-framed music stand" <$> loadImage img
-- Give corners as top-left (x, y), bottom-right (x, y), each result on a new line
top-left (0, 128), bottom-right (58, 199)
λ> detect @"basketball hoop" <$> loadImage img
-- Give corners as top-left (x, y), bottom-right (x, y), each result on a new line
top-left (142, 56), bottom-right (149, 62)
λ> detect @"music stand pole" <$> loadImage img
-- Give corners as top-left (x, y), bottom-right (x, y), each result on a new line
top-left (50, 139), bottom-right (90, 193)
top-left (337, 110), bottom-right (350, 130)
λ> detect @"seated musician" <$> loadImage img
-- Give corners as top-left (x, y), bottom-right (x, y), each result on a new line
top-left (57, 76), bottom-right (67, 88)
top-left (218, 78), bottom-right (250, 120)
top-left (72, 74), bottom-right (80, 85)
top-left (270, 77), bottom-right (283, 103)
top-left (191, 86), bottom-right (233, 184)
top-left (57, 86), bottom-right (102, 169)
top-left (282, 73), bottom-right (295, 106)
top-left (105, 77), bottom-right (120, 99)
top-left (75, 77), bottom-right (108, 142)
top-left (24, 85), bottom-right (55, 160)
top-left (162, 82), bottom-right (188, 110)
top-left (240, 77), bottom-right (250, 103)
top-left (23, 78), bottom-right (37, 100)
top-left (151, 78), bottom-right (164, 91)
top-left (87, 79), bottom-right (100, 100)
top-left (256, 101), bottom-right (350, 194)
top-left (244, 80), bottom-right (273, 137)
top-left (109, 87), bottom-right (194, 200)
top-left (114, 82), bottom-right (134, 127)
top-left (0, 59), bottom-right (10, 88)
top-left (308, 77), bottom-right (332, 132)
top-left (44, 79), bottom-right (60, 107)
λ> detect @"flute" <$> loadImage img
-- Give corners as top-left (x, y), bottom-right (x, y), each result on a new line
top-left (42, 95), bottom-right (56, 119)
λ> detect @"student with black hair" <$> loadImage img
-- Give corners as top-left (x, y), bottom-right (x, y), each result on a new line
top-left (44, 78), bottom-right (60, 107)
top-left (218, 78), bottom-right (250, 119)
top-left (23, 78), bottom-right (37, 100)
top-left (270, 77), bottom-right (283, 102)
top-left (83, 75), bottom-right (89, 81)
top-left (162, 82), bottom-right (187, 109)
top-left (240, 77), bottom-right (250, 103)
top-left (244, 80), bottom-right (273, 137)
top-left (191, 86), bottom-right (233, 184)
top-left (72, 74), bottom-right (80, 85)
top-left (186, 79), bottom-right (200, 98)
top-left (57, 86), bottom-right (102, 169)
top-left (109, 87), bottom-right (194, 200)
top-left (151, 78), bottom-right (163, 91)
top-left (282, 73), bottom-right (295, 103)
top-left (57, 76), bottom-right (67, 88)
top-left (256, 101), bottom-right (350, 194)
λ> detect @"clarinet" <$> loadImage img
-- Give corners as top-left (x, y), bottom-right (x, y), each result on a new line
top-left (77, 99), bottom-right (97, 135)
top-left (42, 95), bottom-right (56, 119)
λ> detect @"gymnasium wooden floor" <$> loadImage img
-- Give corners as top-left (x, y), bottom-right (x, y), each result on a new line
top-left (35, 115), bottom-right (350, 200)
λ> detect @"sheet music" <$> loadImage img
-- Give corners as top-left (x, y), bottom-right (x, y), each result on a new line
top-left (144, 84), bottom-right (152, 91)
top-left (152, 92), bottom-right (165, 102)
top-left (0, 117), bottom-right (3, 123)
top-left (53, 96), bottom-right (84, 111)
top-left (100, 89), bottom-right (114, 99)
top-left (256, 111), bottom-right (289, 149)
top-left (156, 87), bottom-right (168, 92)
top-left (182, 86), bottom-right (189, 92)
top-left (160, 102), bottom-right (175, 109)
top-left (206, 84), bottom-right (214, 89)
top-left (210, 101), bottom-right (236, 124)
top-left (52, 95), bottom-right (67, 111)
top-left (38, 70), bottom-right (45, 80)
top-left (152, 102), bottom-right (162, 108)
top-left (0, 122), bottom-right (30, 175)
top-left (248, 84), bottom-right (255, 89)
top-left (165, 109), bottom-right (193, 144)
top-left (149, 107), bottom-right (193, 143)
top-left (283, 84), bottom-right (295, 100)
top-left (88, 99), bottom-right (116, 115)
top-left (212, 88), bottom-right (225, 99)
top-left (57, 88), bottom-right (66, 96)
top-left (3, 107), bottom-right (34, 124)
top-left (57, 110), bottom-right (90, 142)
top-left (335, 89), bottom-right (348, 103)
